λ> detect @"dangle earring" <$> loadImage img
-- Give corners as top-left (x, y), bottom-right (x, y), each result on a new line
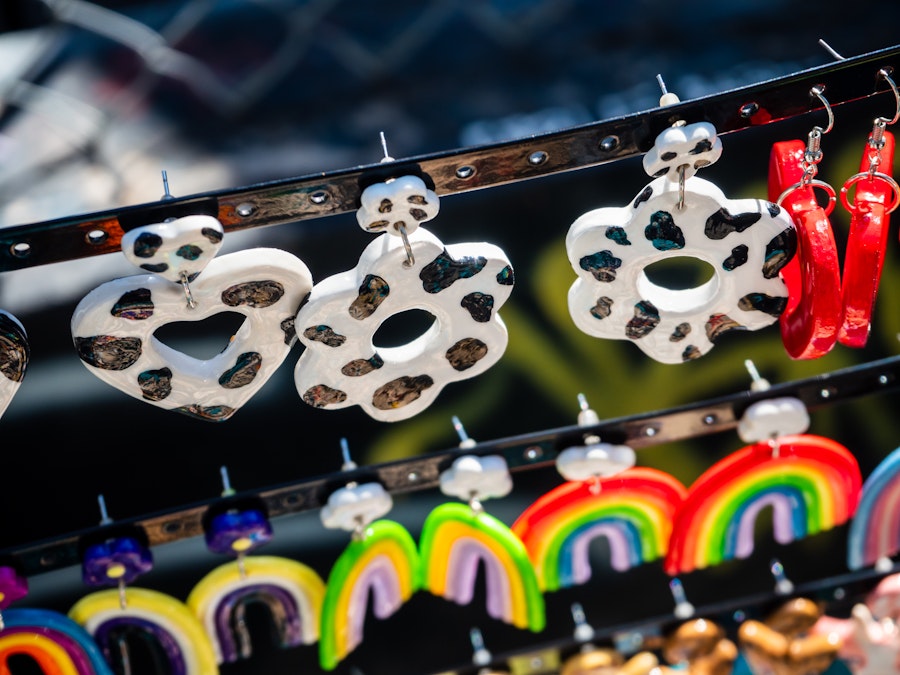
top-left (838, 69), bottom-right (900, 348)
top-left (0, 310), bottom-right (28, 422)
top-left (511, 394), bottom-right (687, 591)
top-left (68, 495), bottom-right (219, 674)
top-left (187, 467), bottom-right (325, 665)
top-left (665, 361), bottom-right (861, 575)
top-left (418, 437), bottom-right (546, 633)
top-left (71, 172), bottom-right (314, 421)
top-left (317, 438), bottom-right (421, 671)
top-left (0, 563), bottom-right (115, 674)
top-left (293, 136), bottom-right (515, 421)
top-left (847, 443), bottom-right (900, 573)
top-left (768, 86), bottom-right (842, 359)
top-left (566, 78), bottom-right (796, 364)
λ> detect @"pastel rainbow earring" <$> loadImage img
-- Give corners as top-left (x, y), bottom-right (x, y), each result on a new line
top-left (768, 88), bottom-right (842, 359)
top-left (68, 495), bottom-right (219, 674)
top-left (187, 467), bottom-right (325, 665)
top-left (293, 155), bottom-right (515, 421)
top-left (664, 362), bottom-right (862, 576)
top-left (511, 395), bottom-right (687, 591)
top-left (838, 108), bottom-right (899, 348)
top-left (418, 450), bottom-right (545, 633)
top-left (566, 83), bottom-right (796, 364)
top-left (0, 564), bottom-right (116, 674)
top-left (847, 444), bottom-right (900, 573)
top-left (0, 310), bottom-right (28, 422)
top-left (71, 174), bottom-right (314, 421)
top-left (317, 438), bottom-right (421, 671)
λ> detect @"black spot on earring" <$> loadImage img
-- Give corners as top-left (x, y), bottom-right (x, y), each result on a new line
top-left (580, 250), bottom-right (622, 282)
top-left (219, 352), bottom-right (261, 389)
top-left (738, 293), bottom-right (788, 317)
top-left (132, 232), bottom-right (162, 258)
top-left (723, 244), bottom-right (749, 271)
top-left (645, 211), bottom-right (685, 251)
top-left (75, 335), bottom-right (142, 370)
top-left (420, 250), bottom-right (487, 293)
top-left (625, 300), bottom-right (660, 339)
top-left (461, 292), bottom-right (494, 322)
top-left (303, 325), bottom-right (347, 347)
top-left (138, 367), bottom-right (172, 401)
top-left (633, 185), bottom-right (653, 208)
top-left (349, 274), bottom-right (389, 319)
top-left (222, 280), bottom-right (286, 308)
top-left (591, 296), bottom-right (613, 319)
top-left (606, 227), bottom-right (631, 246)
top-left (704, 208), bottom-right (762, 240)
top-left (762, 228), bottom-right (798, 279)
top-left (112, 288), bottom-right (154, 320)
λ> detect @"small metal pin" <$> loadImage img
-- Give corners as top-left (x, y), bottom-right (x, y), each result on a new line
top-left (452, 415), bottom-right (477, 449)
top-left (380, 131), bottom-right (394, 163)
top-left (161, 169), bottom-right (173, 200)
top-left (771, 558), bottom-right (794, 595)
top-left (669, 577), bottom-right (695, 619)
top-left (571, 602), bottom-right (596, 643)
top-left (98, 494), bottom-right (113, 526)
top-left (818, 39), bottom-right (844, 61)
top-left (340, 437), bottom-right (358, 472)
top-left (576, 393), bottom-right (601, 444)
top-left (470, 627), bottom-right (492, 667)
top-left (744, 359), bottom-right (771, 392)
top-left (220, 465), bottom-right (235, 497)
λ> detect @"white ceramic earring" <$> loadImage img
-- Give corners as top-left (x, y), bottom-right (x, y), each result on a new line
top-left (293, 174), bottom-right (514, 422)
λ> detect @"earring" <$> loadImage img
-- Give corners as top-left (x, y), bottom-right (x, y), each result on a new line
top-left (68, 495), bottom-right (219, 674)
top-left (317, 439), bottom-right (421, 671)
top-left (768, 86), bottom-right (843, 359)
top-left (71, 175), bottom-right (314, 421)
top-left (293, 169), bottom-right (515, 422)
top-left (664, 362), bottom-right (861, 575)
top-left (566, 84), bottom-right (796, 364)
top-left (0, 311), bottom-right (28, 422)
top-left (0, 564), bottom-right (114, 673)
top-left (511, 395), bottom-right (687, 591)
top-left (837, 83), bottom-right (900, 347)
top-left (418, 451), bottom-right (545, 632)
top-left (847, 445), bottom-right (900, 573)
top-left (186, 467), bottom-right (325, 665)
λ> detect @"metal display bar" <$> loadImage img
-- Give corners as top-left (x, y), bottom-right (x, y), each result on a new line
top-left (5, 354), bottom-right (899, 578)
top-left (0, 44), bottom-right (898, 272)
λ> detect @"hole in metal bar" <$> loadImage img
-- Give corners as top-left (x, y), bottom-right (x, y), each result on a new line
top-left (528, 151), bottom-right (548, 166)
top-left (162, 521), bottom-right (181, 534)
top-left (740, 102), bottom-right (760, 118)
top-left (85, 229), bottom-right (108, 245)
top-left (10, 242), bottom-right (31, 258)
top-left (524, 446), bottom-right (544, 461)
top-left (820, 387), bottom-right (836, 399)
top-left (310, 191), bottom-right (329, 205)
top-left (456, 165), bottom-right (476, 179)
top-left (235, 203), bottom-right (256, 217)
top-left (599, 135), bottom-right (619, 152)
top-left (703, 414), bottom-right (717, 425)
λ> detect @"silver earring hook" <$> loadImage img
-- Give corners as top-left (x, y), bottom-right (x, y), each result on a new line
top-left (376, 131), bottom-right (415, 269)
top-left (876, 68), bottom-right (900, 126)
top-left (809, 84), bottom-right (834, 136)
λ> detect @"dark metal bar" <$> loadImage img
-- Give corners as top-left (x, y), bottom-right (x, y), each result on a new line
top-left (0, 44), bottom-right (898, 272)
top-left (5, 354), bottom-right (900, 578)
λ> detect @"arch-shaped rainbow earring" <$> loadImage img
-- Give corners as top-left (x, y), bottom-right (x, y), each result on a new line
top-left (293, 143), bottom-right (515, 422)
top-left (316, 438), bottom-right (421, 671)
top-left (68, 495), bottom-right (219, 674)
top-left (418, 430), bottom-right (545, 633)
top-left (0, 563), bottom-right (116, 675)
top-left (187, 467), bottom-right (325, 665)
top-left (664, 362), bottom-right (862, 576)
top-left (511, 395), bottom-right (687, 592)
top-left (71, 173), bottom-right (314, 421)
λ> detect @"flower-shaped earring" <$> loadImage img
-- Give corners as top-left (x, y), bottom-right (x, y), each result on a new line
top-left (72, 178), bottom-right (314, 421)
top-left (293, 172), bottom-right (514, 421)
top-left (68, 496), bottom-right (218, 674)
top-left (316, 439), bottom-right (421, 671)
top-left (511, 395), bottom-right (686, 591)
top-left (187, 467), bottom-right (325, 665)
top-left (0, 311), bottom-right (28, 423)
top-left (418, 452), bottom-right (545, 632)
top-left (566, 98), bottom-right (796, 363)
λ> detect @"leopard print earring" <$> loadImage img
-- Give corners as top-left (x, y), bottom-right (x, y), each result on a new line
top-left (292, 171), bottom-right (515, 422)
top-left (71, 181), bottom-right (313, 421)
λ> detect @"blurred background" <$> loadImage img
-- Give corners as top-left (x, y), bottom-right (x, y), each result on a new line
top-left (1, 0), bottom-right (900, 673)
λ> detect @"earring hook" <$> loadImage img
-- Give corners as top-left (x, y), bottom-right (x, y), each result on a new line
top-left (809, 84), bottom-right (834, 136)
top-left (876, 68), bottom-right (900, 126)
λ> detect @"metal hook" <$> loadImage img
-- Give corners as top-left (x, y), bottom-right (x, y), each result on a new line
top-left (876, 68), bottom-right (900, 126)
top-left (809, 84), bottom-right (834, 135)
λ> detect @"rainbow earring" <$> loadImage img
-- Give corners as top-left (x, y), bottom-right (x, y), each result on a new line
top-left (0, 563), bottom-right (116, 674)
top-left (293, 142), bottom-right (515, 422)
top-left (68, 495), bottom-right (218, 674)
top-left (418, 443), bottom-right (545, 633)
top-left (71, 173), bottom-right (314, 421)
top-left (847, 445), bottom-right (900, 573)
top-left (511, 395), bottom-right (687, 591)
top-left (317, 439), bottom-right (421, 671)
top-left (566, 83), bottom-right (795, 364)
top-left (187, 467), bottom-right (325, 665)
top-left (665, 362), bottom-right (862, 576)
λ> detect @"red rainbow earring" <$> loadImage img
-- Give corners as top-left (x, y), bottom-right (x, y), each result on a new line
top-left (511, 395), bottom-right (687, 592)
top-left (664, 362), bottom-right (862, 576)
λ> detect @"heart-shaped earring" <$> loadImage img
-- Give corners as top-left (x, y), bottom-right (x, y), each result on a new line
top-left (72, 186), bottom-right (313, 421)
top-left (187, 467), bottom-right (325, 665)
top-left (0, 310), bottom-right (28, 422)
top-left (293, 169), bottom-right (514, 422)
